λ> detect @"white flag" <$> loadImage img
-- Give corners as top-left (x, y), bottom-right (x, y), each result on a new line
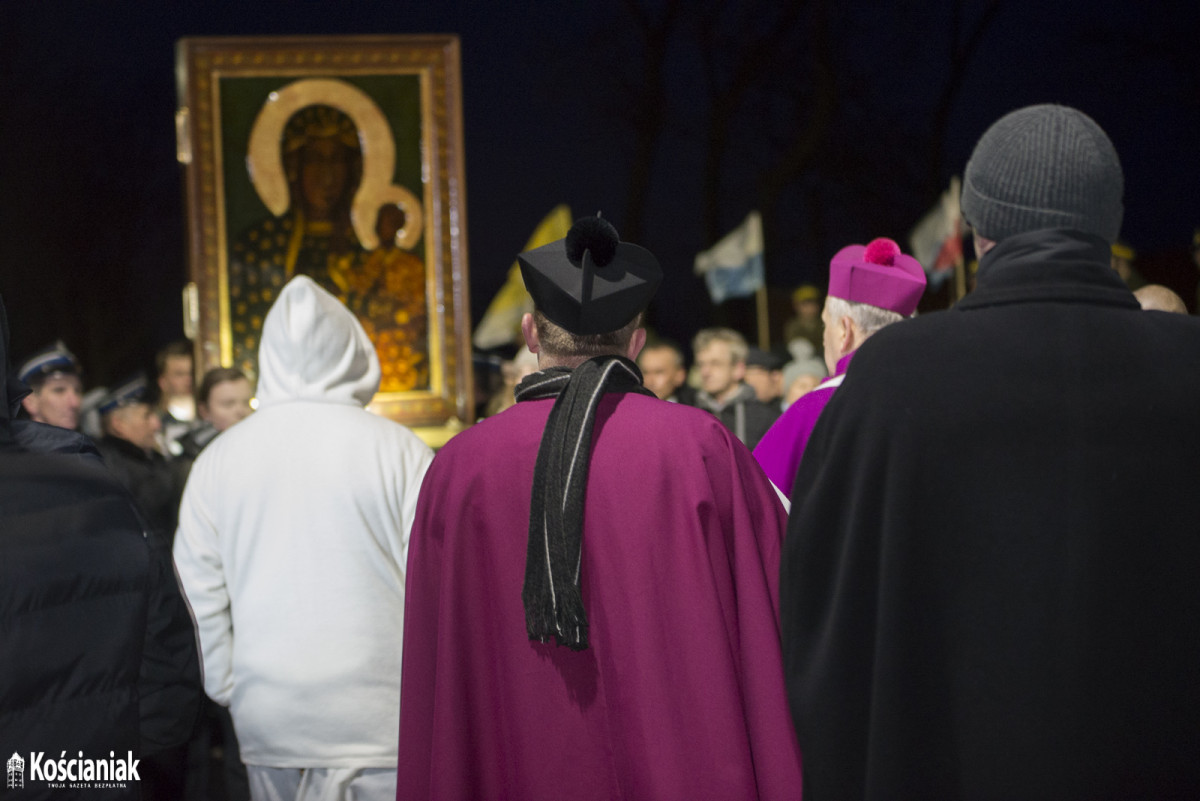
top-left (694, 211), bottom-right (765, 304)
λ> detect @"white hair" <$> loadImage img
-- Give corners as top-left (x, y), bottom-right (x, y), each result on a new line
top-left (825, 296), bottom-right (908, 336)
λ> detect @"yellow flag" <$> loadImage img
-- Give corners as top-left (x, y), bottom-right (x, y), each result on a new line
top-left (473, 204), bottom-right (573, 349)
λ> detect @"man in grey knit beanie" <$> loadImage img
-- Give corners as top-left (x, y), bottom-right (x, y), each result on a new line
top-left (780, 103), bottom-right (1200, 799)
top-left (962, 103), bottom-right (1124, 252)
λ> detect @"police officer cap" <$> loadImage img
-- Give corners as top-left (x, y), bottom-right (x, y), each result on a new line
top-left (98, 373), bottom-right (149, 415)
top-left (18, 340), bottom-right (81, 387)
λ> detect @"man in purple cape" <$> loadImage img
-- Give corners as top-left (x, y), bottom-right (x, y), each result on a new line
top-left (397, 216), bottom-right (801, 800)
top-left (753, 238), bottom-right (925, 501)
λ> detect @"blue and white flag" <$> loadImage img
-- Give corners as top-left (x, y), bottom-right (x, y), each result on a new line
top-left (694, 211), bottom-right (764, 304)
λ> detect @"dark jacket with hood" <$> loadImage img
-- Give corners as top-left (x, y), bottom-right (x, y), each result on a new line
top-left (782, 229), bottom-right (1200, 800)
top-left (0, 295), bottom-right (202, 800)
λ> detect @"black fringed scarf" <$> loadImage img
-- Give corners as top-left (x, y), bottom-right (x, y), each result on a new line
top-left (514, 355), bottom-right (654, 650)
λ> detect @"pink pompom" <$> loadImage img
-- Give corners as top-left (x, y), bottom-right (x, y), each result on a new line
top-left (863, 237), bottom-right (900, 266)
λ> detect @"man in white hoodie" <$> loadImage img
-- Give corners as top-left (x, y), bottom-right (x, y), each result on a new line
top-left (173, 276), bottom-right (433, 801)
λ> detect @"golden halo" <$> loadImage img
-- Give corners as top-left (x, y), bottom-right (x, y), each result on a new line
top-left (246, 78), bottom-right (423, 250)
top-left (358, 184), bottom-right (424, 250)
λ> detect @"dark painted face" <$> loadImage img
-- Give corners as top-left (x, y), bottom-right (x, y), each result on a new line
top-left (375, 204), bottom-right (406, 246)
top-left (299, 136), bottom-right (352, 219)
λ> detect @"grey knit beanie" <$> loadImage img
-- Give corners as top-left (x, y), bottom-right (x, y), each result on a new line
top-left (961, 104), bottom-right (1124, 243)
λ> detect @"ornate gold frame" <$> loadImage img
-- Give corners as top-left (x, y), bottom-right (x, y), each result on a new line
top-left (176, 35), bottom-right (472, 447)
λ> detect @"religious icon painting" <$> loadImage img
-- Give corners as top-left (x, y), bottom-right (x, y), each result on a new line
top-left (176, 35), bottom-right (472, 446)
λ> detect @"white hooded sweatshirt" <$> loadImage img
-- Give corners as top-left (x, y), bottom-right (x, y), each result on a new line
top-left (173, 276), bottom-right (433, 768)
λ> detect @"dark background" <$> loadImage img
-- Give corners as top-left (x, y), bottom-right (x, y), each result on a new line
top-left (1, 0), bottom-right (1197, 386)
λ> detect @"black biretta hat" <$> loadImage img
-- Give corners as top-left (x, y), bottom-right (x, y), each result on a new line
top-left (518, 215), bottom-right (662, 336)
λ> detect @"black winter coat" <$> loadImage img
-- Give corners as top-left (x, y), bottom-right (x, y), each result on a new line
top-left (95, 435), bottom-right (182, 546)
top-left (0, 452), bottom-right (202, 800)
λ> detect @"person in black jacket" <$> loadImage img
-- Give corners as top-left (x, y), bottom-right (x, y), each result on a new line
top-left (781, 105), bottom-right (1200, 799)
top-left (1, 294), bottom-right (202, 801)
top-left (173, 366), bottom-right (253, 486)
top-left (94, 376), bottom-right (182, 545)
top-left (16, 340), bottom-right (84, 431)
top-left (692, 327), bottom-right (779, 449)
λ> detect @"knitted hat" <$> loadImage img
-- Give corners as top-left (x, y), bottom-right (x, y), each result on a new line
top-left (828, 238), bottom-right (926, 316)
top-left (961, 104), bottom-right (1123, 243)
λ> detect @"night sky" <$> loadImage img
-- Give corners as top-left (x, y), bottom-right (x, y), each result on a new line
top-left (1, 0), bottom-right (1197, 387)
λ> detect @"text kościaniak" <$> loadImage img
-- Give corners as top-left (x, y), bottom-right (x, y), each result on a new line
top-left (27, 751), bottom-right (140, 784)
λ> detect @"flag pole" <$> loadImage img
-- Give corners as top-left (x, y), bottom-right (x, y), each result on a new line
top-left (756, 285), bottom-right (770, 350)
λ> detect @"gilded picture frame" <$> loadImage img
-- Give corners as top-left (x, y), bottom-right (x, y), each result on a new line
top-left (176, 35), bottom-right (472, 447)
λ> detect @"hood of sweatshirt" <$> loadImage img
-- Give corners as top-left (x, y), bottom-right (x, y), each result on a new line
top-left (255, 276), bottom-right (381, 408)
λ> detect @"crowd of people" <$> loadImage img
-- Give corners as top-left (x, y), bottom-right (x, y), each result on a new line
top-left (3, 102), bottom-right (1199, 801)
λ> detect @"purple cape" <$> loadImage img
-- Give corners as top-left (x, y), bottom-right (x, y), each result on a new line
top-left (397, 393), bottom-right (801, 800)
top-left (753, 351), bottom-right (854, 496)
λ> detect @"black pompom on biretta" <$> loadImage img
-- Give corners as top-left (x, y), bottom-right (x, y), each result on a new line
top-left (518, 214), bottom-right (662, 335)
top-left (564, 215), bottom-right (619, 267)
